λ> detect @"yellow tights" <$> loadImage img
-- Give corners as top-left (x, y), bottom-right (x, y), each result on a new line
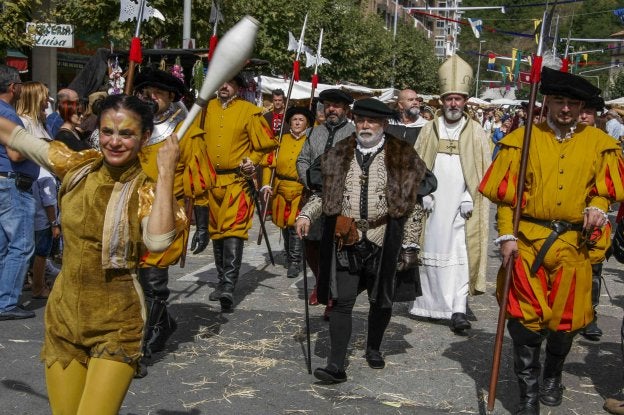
top-left (46, 358), bottom-right (135, 414)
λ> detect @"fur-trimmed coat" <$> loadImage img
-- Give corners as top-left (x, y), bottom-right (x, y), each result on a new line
top-left (309, 134), bottom-right (427, 308)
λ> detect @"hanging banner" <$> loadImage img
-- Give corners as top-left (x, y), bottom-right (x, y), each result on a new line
top-left (26, 23), bottom-right (74, 48)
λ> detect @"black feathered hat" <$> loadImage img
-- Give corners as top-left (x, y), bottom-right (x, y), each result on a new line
top-left (134, 68), bottom-right (186, 102)
top-left (351, 98), bottom-right (396, 119)
top-left (285, 106), bottom-right (315, 126)
top-left (539, 67), bottom-right (601, 101)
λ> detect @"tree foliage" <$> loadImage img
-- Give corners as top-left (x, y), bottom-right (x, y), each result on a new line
top-left (24, 0), bottom-right (439, 92)
top-left (610, 71), bottom-right (624, 99)
top-left (0, 0), bottom-right (41, 59)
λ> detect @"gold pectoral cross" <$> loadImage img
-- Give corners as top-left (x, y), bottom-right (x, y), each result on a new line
top-left (447, 141), bottom-right (457, 152)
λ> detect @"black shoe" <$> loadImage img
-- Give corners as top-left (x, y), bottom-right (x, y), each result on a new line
top-left (514, 401), bottom-right (540, 415)
top-left (220, 293), bottom-right (234, 312)
top-left (286, 262), bottom-right (300, 278)
top-left (148, 317), bottom-right (178, 354)
top-left (208, 287), bottom-right (222, 301)
top-left (0, 306), bottom-right (35, 320)
top-left (365, 349), bottom-right (385, 369)
top-left (450, 313), bottom-right (471, 332)
top-left (134, 357), bottom-right (148, 378)
top-left (540, 377), bottom-right (564, 406)
top-left (313, 366), bottom-right (347, 384)
top-left (580, 320), bottom-right (602, 341)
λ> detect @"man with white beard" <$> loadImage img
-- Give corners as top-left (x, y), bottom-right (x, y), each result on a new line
top-left (386, 89), bottom-right (427, 145)
top-left (409, 55), bottom-right (491, 333)
top-left (295, 98), bottom-right (427, 383)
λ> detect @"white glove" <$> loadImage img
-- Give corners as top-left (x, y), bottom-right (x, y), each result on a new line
top-left (422, 195), bottom-right (434, 213)
top-left (459, 201), bottom-right (473, 219)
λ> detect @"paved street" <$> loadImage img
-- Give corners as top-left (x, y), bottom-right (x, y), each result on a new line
top-left (3, 209), bottom-right (624, 414)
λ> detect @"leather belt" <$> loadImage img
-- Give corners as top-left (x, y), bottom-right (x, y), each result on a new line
top-left (276, 173), bottom-right (298, 181)
top-left (215, 168), bottom-right (239, 175)
top-left (438, 139), bottom-right (460, 155)
top-left (354, 215), bottom-right (388, 232)
top-left (0, 171), bottom-right (17, 178)
top-left (521, 216), bottom-right (583, 274)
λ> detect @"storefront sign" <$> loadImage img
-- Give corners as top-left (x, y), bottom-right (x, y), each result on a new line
top-left (26, 23), bottom-right (74, 48)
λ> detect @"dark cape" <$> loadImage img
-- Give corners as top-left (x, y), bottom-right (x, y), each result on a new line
top-left (317, 134), bottom-right (427, 308)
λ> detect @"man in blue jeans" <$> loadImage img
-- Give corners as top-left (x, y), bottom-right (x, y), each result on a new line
top-left (0, 64), bottom-right (39, 320)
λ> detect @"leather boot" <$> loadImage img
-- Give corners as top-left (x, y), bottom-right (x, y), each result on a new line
top-left (209, 239), bottom-right (225, 301)
top-left (190, 206), bottom-right (209, 254)
top-left (138, 267), bottom-right (177, 357)
top-left (581, 263), bottom-right (603, 341)
top-left (508, 319), bottom-right (544, 415)
top-left (219, 237), bottom-right (244, 311)
top-left (286, 228), bottom-right (302, 278)
top-left (540, 330), bottom-right (575, 407)
top-left (305, 239), bottom-right (321, 305)
top-left (281, 227), bottom-right (290, 268)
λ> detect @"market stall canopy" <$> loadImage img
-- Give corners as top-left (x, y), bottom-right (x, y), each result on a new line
top-left (6, 49), bottom-right (28, 73)
top-left (606, 97), bottom-right (624, 106)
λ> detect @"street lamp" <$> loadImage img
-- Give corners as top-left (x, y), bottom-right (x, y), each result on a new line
top-left (475, 40), bottom-right (486, 98)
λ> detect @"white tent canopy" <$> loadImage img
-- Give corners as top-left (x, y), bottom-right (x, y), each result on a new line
top-left (606, 97), bottom-right (624, 106)
top-left (257, 75), bottom-right (437, 103)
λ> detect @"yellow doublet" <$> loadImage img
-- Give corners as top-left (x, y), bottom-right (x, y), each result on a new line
top-left (262, 132), bottom-right (306, 228)
top-left (479, 123), bottom-right (624, 331)
top-left (194, 98), bottom-right (277, 239)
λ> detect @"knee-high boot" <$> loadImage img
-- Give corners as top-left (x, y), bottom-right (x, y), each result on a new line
top-left (219, 237), bottom-right (244, 311)
top-left (208, 239), bottom-right (225, 301)
top-left (139, 267), bottom-right (177, 357)
top-left (508, 319), bottom-right (544, 415)
top-left (286, 228), bottom-right (302, 278)
top-left (540, 330), bottom-right (575, 407)
top-left (190, 206), bottom-right (209, 254)
top-left (581, 263), bottom-right (603, 340)
top-left (281, 227), bottom-right (290, 267)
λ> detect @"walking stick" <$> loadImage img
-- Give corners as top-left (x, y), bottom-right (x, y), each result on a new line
top-left (301, 240), bottom-right (312, 374)
top-left (257, 14), bottom-right (309, 245)
top-left (486, 5), bottom-right (551, 412)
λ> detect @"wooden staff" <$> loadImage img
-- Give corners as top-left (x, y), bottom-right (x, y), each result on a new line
top-left (486, 4), bottom-right (552, 412)
top-left (124, 0), bottom-right (147, 95)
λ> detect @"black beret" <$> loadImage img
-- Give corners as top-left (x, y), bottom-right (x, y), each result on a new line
top-left (285, 106), bottom-right (315, 127)
top-left (351, 98), bottom-right (396, 119)
top-left (134, 68), bottom-right (186, 102)
top-left (318, 88), bottom-right (353, 104)
top-left (584, 95), bottom-right (605, 111)
top-left (539, 67), bottom-right (601, 101)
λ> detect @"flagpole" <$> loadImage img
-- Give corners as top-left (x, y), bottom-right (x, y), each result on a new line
top-left (308, 29), bottom-right (324, 111)
top-left (124, 0), bottom-right (146, 95)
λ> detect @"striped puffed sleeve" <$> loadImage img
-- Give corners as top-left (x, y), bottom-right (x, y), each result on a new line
top-left (478, 139), bottom-right (522, 207)
top-left (589, 145), bottom-right (624, 211)
top-left (248, 112), bottom-right (278, 166)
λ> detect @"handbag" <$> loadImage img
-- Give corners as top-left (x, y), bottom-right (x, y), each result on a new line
top-left (334, 215), bottom-right (358, 250)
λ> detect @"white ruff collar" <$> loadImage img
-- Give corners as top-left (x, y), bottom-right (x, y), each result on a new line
top-left (357, 136), bottom-right (385, 155)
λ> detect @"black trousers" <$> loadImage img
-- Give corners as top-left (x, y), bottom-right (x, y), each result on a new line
top-left (327, 240), bottom-right (392, 371)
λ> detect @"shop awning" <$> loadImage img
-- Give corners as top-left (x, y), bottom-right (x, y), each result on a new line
top-left (6, 49), bottom-right (28, 73)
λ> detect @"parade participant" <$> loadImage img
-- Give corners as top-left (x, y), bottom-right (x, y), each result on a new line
top-left (0, 94), bottom-right (187, 414)
top-left (133, 68), bottom-right (210, 374)
top-left (296, 88), bottom-right (355, 309)
top-left (263, 88), bottom-right (286, 135)
top-left (479, 67), bottom-right (624, 415)
top-left (295, 98), bottom-right (426, 383)
top-left (193, 75), bottom-right (276, 312)
top-left (0, 64), bottom-right (39, 321)
top-left (386, 88), bottom-right (427, 145)
top-left (408, 55), bottom-right (491, 333)
top-left (261, 107), bottom-right (314, 278)
top-left (578, 94), bottom-right (610, 341)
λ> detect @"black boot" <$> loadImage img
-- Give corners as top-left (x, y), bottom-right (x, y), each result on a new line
top-left (209, 239), bottom-right (225, 301)
top-left (540, 330), bottom-right (575, 407)
top-left (219, 237), bottom-right (244, 311)
top-left (581, 263), bottom-right (603, 341)
top-left (190, 206), bottom-right (209, 254)
top-left (286, 228), bottom-right (302, 278)
top-left (136, 267), bottom-right (177, 379)
top-left (281, 228), bottom-right (290, 268)
top-left (508, 319), bottom-right (544, 415)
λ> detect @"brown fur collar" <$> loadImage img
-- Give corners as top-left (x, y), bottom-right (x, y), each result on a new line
top-left (320, 134), bottom-right (425, 218)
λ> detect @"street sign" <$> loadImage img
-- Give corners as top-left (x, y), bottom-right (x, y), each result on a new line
top-left (26, 23), bottom-right (74, 48)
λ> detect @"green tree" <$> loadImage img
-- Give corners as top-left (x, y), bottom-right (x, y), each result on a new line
top-left (609, 71), bottom-right (624, 99)
top-left (0, 0), bottom-right (41, 60)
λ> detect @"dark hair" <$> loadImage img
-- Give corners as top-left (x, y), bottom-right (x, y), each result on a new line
top-left (0, 64), bottom-right (20, 94)
top-left (58, 100), bottom-right (82, 123)
top-left (97, 94), bottom-right (154, 135)
top-left (272, 88), bottom-right (285, 98)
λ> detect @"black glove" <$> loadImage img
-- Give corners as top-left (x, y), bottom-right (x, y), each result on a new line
top-left (190, 229), bottom-right (209, 254)
top-left (397, 247), bottom-right (420, 272)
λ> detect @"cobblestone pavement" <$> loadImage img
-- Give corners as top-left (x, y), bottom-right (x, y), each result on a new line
top-left (2, 208), bottom-right (624, 414)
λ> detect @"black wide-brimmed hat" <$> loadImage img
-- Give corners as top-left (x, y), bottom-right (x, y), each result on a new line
top-left (285, 106), bottom-right (315, 126)
top-left (584, 95), bottom-right (605, 111)
top-left (539, 67), bottom-right (601, 101)
top-left (318, 88), bottom-right (354, 104)
top-left (134, 68), bottom-right (186, 102)
top-left (351, 98), bottom-right (396, 119)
